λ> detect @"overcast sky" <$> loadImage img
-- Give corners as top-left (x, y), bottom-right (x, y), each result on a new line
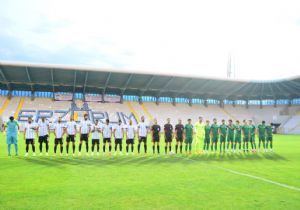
top-left (0, 0), bottom-right (300, 80)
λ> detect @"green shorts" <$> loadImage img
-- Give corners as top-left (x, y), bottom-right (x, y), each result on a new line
top-left (220, 136), bottom-right (226, 142)
top-left (227, 135), bottom-right (234, 142)
top-left (212, 136), bottom-right (218, 143)
top-left (267, 136), bottom-right (272, 141)
top-left (235, 136), bottom-right (241, 143)
top-left (185, 136), bottom-right (193, 144)
top-left (259, 136), bottom-right (265, 141)
top-left (250, 135), bottom-right (255, 142)
top-left (243, 136), bottom-right (249, 142)
top-left (204, 137), bottom-right (210, 143)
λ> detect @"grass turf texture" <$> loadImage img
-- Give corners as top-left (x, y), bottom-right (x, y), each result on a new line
top-left (0, 133), bottom-right (299, 210)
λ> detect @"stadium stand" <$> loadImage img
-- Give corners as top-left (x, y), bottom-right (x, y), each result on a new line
top-left (0, 61), bottom-right (299, 134)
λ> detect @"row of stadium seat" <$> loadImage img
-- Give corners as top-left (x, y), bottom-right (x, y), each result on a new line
top-left (0, 96), bottom-right (299, 134)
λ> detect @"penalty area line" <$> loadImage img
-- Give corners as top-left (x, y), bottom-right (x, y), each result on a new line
top-left (184, 156), bottom-right (300, 192)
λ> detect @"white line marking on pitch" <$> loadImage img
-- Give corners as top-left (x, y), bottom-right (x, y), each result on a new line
top-left (185, 157), bottom-right (300, 192)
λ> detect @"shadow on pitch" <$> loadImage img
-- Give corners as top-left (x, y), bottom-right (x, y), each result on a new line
top-left (18, 152), bottom-right (287, 168)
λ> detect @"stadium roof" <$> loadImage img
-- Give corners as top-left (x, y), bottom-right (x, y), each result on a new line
top-left (0, 61), bottom-right (300, 100)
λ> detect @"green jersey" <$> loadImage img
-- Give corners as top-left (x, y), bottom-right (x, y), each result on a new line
top-left (257, 124), bottom-right (266, 137)
top-left (249, 125), bottom-right (256, 136)
top-left (185, 124), bottom-right (193, 138)
top-left (227, 124), bottom-right (235, 137)
top-left (266, 125), bottom-right (272, 137)
top-left (204, 125), bottom-right (211, 138)
top-left (235, 125), bottom-right (242, 137)
top-left (211, 123), bottom-right (219, 137)
top-left (219, 124), bottom-right (227, 136)
top-left (242, 125), bottom-right (250, 136)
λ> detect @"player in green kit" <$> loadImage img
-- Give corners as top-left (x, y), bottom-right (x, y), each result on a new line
top-left (265, 123), bottom-right (273, 152)
top-left (248, 120), bottom-right (256, 152)
top-left (241, 120), bottom-right (250, 152)
top-left (234, 120), bottom-right (242, 152)
top-left (184, 119), bottom-right (193, 155)
top-left (226, 119), bottom-right (235, 152)
top-left (203, 120), bottom-right (211, 153)
top-left (219, 119), bottom-right (227, 153)
top-left (210, 118), bottom-right (219, 153)
top-left (257, 121), bottom-right (266, 152)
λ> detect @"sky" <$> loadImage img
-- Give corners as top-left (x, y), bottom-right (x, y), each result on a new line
top-left (0, 0), bottom-right (300, 80)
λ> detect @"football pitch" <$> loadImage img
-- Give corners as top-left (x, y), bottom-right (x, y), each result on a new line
top-left (0, 134), bottom-right (299, 210)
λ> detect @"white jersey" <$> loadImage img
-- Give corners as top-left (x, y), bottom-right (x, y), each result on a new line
top-left (54, 122), bottom-right (65, 138)
top-left (25, 122), bottom-right (37, 139)
top-left (91, 124), bottom-right (101, 139)
top-left (114, 124), bottom-right (124, 139)
top-left (102, 124), bottom-right (112, 138)
top-left (66, 121), bottom-right (77, 135)
top-left (138, 122), bottom-right (148, 137)
top-left (126, 125), bottom-right (135, 139)
top-left (80, 120), bottom-right (91, 134)
top-left (38, 120), bottom-right (49, 136)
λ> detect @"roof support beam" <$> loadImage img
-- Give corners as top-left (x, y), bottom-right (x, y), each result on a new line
top-left (102, 72), bottom-right (111, 95)
top-left (121, 74), bottom-right (133, 95)
top-left (50, 69), bottom-right (55, 98)
top-left (174, 78), bottom-right (194, 97)
top-left (140, 75), bottom-right (155, 96)
top-left (0, 66), bottom-right (11, 92)
top-left (73, 71), bottom-right (77, 93)
top-left (25, 67), bottom-right (35, 97)
top-left (157, 77), bottom-right (175, 97)
top-left (83, 72), bottom-right (88, 94)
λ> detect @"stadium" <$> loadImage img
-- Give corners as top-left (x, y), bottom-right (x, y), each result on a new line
top-left (1, 61), bottom-right (300, 209)
top-left (1, 1), bottom-right (300, 210)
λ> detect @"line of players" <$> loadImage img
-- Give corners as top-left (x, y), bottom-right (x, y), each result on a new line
top-left (6, 114), bottom-right (274, 156)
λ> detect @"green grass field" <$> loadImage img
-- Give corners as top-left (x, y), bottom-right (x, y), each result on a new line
top-left (0, 134), bottom-right (299, 210)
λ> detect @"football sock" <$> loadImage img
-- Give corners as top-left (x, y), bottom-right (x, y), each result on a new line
top-left (32, 144), bottom-right (35, 152)
top-left (7, 144), bottom-right (11, 155)
top-left (39, 143), bottom-right (43, 152)
top-left (14, 144), bottom-right (18, 155)
top-left (54, 144), bottom-right (57, 153)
